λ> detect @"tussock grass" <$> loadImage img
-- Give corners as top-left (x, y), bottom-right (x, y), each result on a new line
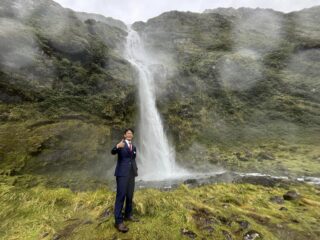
top-left (1, 174), bottom-right (319, 239)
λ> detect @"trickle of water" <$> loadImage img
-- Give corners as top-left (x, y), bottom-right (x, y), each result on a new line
top-left (124, 25), bottom-right (190, 181)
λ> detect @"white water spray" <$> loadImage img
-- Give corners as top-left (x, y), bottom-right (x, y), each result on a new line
top-left (124, 25), bottom-right (191, 181)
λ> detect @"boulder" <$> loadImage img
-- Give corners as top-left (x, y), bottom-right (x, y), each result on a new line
top-left (283, 190), bottom-right (300, 200)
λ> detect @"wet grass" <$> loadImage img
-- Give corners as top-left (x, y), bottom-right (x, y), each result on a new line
top-left (203, 139), bottom-right (320, 178)
top-left (1, 174), bottom-right (319, 239)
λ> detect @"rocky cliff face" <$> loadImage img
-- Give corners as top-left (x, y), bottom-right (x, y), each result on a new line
top-left (131, 7), bottom-right (320, 175)
top-left (0, 1), bottom-right (319, 184)
top-left (0, 0), bottom-right (137, 181)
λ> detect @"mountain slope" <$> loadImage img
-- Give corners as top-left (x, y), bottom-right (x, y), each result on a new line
top-left (0, 0), bottom-right (137, 181)
top-left (132, 6), bottom-right (320, 175)
top-left (0, 1), bottom-right (319, 183)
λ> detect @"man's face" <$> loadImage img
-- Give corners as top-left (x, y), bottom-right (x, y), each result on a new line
top-left (124, 130), bottom-right (134, 141)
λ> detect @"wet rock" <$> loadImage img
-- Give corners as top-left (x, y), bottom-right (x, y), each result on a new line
top-left (243, 230), bottom-right (262, 240)
top-left (283, 190), bottom-right (300, 200)
top-left (269, 195), bottom-right (284, 204)
top-left (236, 220), bottom-right (250, 229)
top-left (257, 151), bottom-right (275, 161)
top-left (279, 207), bottom-right (288, 211)
top-left (233, 175), bottom-right (289, 188)
top-left (181, 228), bottom-right (197, 239)
top-left (184, 178), bottom-right (198, 185)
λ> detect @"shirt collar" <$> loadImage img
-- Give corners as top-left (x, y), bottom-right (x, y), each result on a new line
top-left (125, 139), bottom-right (132, 145)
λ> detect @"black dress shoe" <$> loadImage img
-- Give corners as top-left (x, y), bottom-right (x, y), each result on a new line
top-left (114, 222), bottom-right (129, 232)
top-left (124, 215), bottom-right (140, 222)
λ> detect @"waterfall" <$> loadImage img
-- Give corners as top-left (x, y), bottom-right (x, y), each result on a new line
top-left (124, 25), bottom-right (190, 181)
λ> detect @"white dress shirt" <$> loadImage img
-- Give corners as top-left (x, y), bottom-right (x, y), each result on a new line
top-left (125, 139), bottom-right (132, 150)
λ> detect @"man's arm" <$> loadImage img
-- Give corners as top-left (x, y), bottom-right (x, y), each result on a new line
top-left (111, 140), bottom-right (125, 155)
top-left (111, 145), bottom-right (119, 155)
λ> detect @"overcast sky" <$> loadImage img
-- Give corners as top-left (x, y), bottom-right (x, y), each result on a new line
top-left (54, 0), bottom-right (320, 24)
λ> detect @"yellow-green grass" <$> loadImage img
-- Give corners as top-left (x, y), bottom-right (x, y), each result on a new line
top-left (206, 140), bottom-right (320, 177)
top-left (1, 174), bottom-right (319, 239)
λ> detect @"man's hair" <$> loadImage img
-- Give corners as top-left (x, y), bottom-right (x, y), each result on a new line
top-left (123, 128), bottom-right (134, 134)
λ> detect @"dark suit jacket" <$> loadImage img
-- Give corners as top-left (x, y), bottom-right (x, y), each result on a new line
top-left (111, 141), bottom-right (138, 177)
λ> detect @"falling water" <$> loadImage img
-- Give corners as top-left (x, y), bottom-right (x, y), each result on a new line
top-left (124, 25), bottom-right (190, 181)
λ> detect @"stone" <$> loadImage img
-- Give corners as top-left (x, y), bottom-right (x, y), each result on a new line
top-left (279, 207), bottom-right (288, 211)
top-left (269, 195), bottom-right (284, 204)
top-left (236, 220), bottom-right (250, 229)
top-left (233, 175), bottom-right (289, 188)
top-left (283, 190), bottom-right (299, 200)
top-left (243, 230), bottom-right (262, 240)
top-left (184, 178), bottom-right (198, 185)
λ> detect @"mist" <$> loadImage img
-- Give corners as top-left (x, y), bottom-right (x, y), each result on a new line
top-left (54, 0), bottom-right (320, 24)
top-left (0, 0), bottom-right (319, 183)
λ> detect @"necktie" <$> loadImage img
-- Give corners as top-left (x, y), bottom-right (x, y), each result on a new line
top-left (129, 142), bottom-right (132, 151)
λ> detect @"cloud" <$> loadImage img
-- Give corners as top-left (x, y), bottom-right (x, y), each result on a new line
top-left (54, 0), bottom-right (320, 24)
top-left (218, 49), bottom-right (262, 91)
top-left (231, 9), bottom-right (284, 54)
top-left (0, 18), bottom-right (39, 70)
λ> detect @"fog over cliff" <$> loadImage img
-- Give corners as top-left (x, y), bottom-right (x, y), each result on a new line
top-left (55, 0), bottom-right (320, 23)
top-left (0, 0), bottom-right (319, 186)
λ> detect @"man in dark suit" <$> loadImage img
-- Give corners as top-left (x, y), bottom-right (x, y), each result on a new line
top-left (111, 128), bottom-right (139, 233)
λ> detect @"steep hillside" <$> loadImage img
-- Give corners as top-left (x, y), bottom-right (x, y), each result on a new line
top-left (1, 3), bottom-right (320, 239)
top-left (0, 1), bottom-right (319, 186)
top-left (0, 0), bottom-right (136, 182)
top-left (132, 6), bottom-right (320, 176)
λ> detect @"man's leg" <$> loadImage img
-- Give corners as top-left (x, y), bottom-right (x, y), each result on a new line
top-left (124, 168), bottom-right (135, 218)
top-left (114, 176), bottom-right (129, 224)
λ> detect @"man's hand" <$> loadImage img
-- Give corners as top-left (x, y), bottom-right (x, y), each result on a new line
top-left (116, 139), bottom-right (125, 149)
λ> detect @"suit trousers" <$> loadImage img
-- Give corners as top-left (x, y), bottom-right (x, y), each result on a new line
top-left (114, 166), bottom-right (135, 224)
